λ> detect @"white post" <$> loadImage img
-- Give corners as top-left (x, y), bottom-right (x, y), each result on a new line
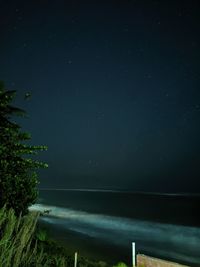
top-left (132, 242), bottom-right (136, 266)
top-left (74, 252), bottom-right (78, 267)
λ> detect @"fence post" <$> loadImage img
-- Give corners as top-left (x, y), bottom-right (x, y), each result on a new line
top-left (74, 252), bottom-right (78, 267)
top-left (132, 242), bottom-right (136, 266)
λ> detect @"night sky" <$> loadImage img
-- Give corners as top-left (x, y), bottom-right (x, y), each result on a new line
top-left (1, 0), bottom-right (200, 192)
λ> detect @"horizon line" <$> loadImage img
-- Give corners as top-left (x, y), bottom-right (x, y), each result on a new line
top-left (38, 188), bottom-right (200, 196)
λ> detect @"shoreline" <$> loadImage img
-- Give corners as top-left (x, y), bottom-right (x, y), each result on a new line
top-left (38, 219), bottom-right (127, 265)
top-left (38, 218), bottom-right (200, 267)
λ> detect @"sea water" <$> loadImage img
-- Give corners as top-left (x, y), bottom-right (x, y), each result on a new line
top-left (30, 190), bottom-right (200, 266)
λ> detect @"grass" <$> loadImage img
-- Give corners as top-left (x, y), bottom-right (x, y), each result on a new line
top-left (0, 205), bottom-right (129, 266)
top-left (0, 205), bottom-right (51, 266)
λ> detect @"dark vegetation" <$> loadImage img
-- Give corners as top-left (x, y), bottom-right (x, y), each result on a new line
top-left (0, 81), bottom-right (48, 215)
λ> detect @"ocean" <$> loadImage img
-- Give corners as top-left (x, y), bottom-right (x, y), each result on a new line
top-left (30, 190), bottom-right (200, 266)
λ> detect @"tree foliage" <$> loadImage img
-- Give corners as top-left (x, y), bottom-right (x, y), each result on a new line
top-left (0, 81), bottom-right (48, 215)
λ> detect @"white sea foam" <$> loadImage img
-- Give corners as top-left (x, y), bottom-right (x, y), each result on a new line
top-left (29, 203), bottom-right (200, 265)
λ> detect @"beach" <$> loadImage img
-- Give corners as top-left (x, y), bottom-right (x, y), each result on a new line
top-left (29, 190), bottom-right (200, 266)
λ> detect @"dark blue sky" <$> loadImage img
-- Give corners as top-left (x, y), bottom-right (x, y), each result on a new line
top-left (1, 0), bottom-right (200, 192)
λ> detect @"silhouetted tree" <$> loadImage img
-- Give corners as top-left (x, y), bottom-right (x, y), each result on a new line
top-left (0, 81), bottom-right (48, 215)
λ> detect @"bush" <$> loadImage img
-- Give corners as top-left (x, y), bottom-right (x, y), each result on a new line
top-left (113, 262), bottom-right (128, 267)
top-left (35, 228), bottom-right (48, 242)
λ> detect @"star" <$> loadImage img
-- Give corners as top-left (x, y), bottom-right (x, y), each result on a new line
top-left (145, 74), bottom-right (152, 79)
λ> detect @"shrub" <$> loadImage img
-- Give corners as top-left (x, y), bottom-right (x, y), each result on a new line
top-left (113, 262), bottom-right (128, 267)
top-left (35, 227), bottom-right (48, 242)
